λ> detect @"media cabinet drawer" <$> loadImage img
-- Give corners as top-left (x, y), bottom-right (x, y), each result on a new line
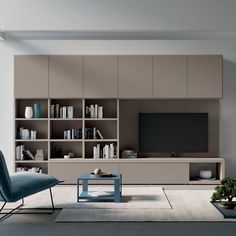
top-left (119, 162), bottom-right (189, 184)
top-left (49, 162), bottom-right (119, 184)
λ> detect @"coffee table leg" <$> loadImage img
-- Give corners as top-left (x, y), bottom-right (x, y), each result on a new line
top-left (82, 179), bottom-right (88, 192)
top-left (77, 178), bottom-right (80, 202)
top-left (114, 179), bottom-right (120, 203)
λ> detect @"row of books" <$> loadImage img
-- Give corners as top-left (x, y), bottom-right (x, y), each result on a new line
top-left (84, 127), bottom-right (103, 139)
top-left (93, 143), bottom-right (117, 159)
top-left (85, 105), bottom-right (103, 119)
top-left (16, 145), bottom-right (44, 161)
top-left (64, 128), bottom-right (83, 139)
top-left (16, 167), bottom-right (42, 173)
top-left (19, 127), bottom-right (37, 140)
top-left (51, 104), bottom-right (74, 118)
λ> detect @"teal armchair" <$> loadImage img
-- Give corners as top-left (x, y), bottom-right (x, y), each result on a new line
top-left (0, 151), bottom-right (62, 220)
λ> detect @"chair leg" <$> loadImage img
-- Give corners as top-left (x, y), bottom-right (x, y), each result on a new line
top-left (0, 188), bottom-right (56, 221)
top-left (49, 188), bottom-right (55, 213)
top-left (0, 200), bottom-right (24, 221)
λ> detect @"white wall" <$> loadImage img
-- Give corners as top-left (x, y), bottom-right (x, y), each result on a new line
top-left (1, 0), bottom-right (236, 31)
top-left (0, 39), bottom-right (236, 176)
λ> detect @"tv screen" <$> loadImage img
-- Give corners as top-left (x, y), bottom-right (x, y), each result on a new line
top-left (139, 113), bottom-right (208, 153)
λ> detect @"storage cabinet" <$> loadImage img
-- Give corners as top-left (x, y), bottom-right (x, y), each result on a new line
top-left (49, 162), bottom-right (119, 184)
top-left (84, 56), bottom-right (118, 98)
top-left (188, 55), bottom-right (222, 98)
top-left (49, 55), bottom-right (83, 98)
top-left (153, 55), bottom-right (188, 98)
top-left (14, 55), bottom-right (49, 98)
top-left (119, 162), bottom-right (189, 184)
top-left (118, 56), bottom-right (153, 98)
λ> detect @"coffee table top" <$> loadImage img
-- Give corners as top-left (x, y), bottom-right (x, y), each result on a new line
top-left (79, 173), bottom-right (121, 180)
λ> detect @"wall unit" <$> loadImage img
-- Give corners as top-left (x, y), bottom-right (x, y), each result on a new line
top-left (153, 55), bottom-right (188, 98)
top-left (188, 55), bottom-right (223, 98)
top-left (49, 55), bottom-right (83, 98)
top-left (84, 56), bottom-right (118, 98)
top-left (118, 55), bottom-right (153, 98)
top-left (14, 54), bottom-right (224, 184)
top-left (14, 55), bottom-right (49, 98)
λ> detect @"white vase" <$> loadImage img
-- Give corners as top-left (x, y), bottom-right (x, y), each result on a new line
top-left (25, 106), bottom-right (33, 119)
top-left (199, 170), bottom-right (212, 179)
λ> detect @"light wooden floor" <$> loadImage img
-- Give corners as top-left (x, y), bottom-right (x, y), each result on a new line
top-left (1, 185), bottom-right (232, 223)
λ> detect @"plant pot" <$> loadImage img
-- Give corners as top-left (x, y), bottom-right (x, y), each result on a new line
top-left (219, 202), bottom-right (236, 209)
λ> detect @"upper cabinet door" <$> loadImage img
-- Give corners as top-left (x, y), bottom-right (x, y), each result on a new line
top-left (49, 55), bottom-right (83, 98)
top-left (84, 56), bottom-right (118, 98)
top-left (188, 55), bottom-right (223, 98)
top-left (118, 56), bottom-right (153, 98)
top-left (153, 56), bottom-right (187, 98)
top-left (14, 55), bottom-right (49, 98)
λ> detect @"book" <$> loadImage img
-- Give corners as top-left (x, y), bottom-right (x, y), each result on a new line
top-left (96, 129), bottom-right (103, 139)
top-left (94, 104), bottom-right (98, 118)
top-left (55, 104), bottom-right (60, 118)
top-left (50, 105), bottom-right (55, 118)
top-left (98, 106), bottom-right (103, 119)
top-left (22, 149), bottom-right (34, 160)
top-left (26, 150), bottom-right (35, 160)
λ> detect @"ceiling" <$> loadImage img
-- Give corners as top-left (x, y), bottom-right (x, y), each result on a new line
top-left (1, 0), bottom-right (236, 40)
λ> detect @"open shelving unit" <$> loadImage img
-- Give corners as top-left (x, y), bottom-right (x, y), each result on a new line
top-left (14, 98), bottom-right (119, 174)
top-left (14, 98), bottom-right (224, 185)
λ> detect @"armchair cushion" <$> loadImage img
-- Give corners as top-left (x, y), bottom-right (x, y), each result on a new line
top-left (10, 172), bottom-right (61, 202)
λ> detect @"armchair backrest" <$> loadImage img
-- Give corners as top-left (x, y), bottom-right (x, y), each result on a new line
top-left (0, 151), bottom-right (12, 201)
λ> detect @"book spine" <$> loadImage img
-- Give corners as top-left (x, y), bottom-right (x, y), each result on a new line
top-left (94, 104), bottom-right (98, 118)
top-left (110, 143), bottom-right (114, 159)
top-left (60, 108), bottom-right (63, 118)
top-left (93, 127), bottom-right (97, 139)
top-left (55, 104), bottom-right (60, 118)
top-left (63, 106), bottom-right (67, 119)
top-left (93, 146), bottom-right (97, 159)
top-left (90, 105), bottom-right (95, 118)
top-left (96, 144), bottom-right (100, 159)
top-left (50, 105), bottom-right (55, 118)
top-left (98, 106), bottom-right (103, 119)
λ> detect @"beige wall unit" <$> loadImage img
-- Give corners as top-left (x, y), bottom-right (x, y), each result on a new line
top-left (188, 55), bottom-right (223, 98)
top-left (119, 162), bottom-right (189, 184)
top-left (84, 56), bottom-right (118, 98)
top-left (49, 161), bottom-right (118, 184)
top-left (14, 55), bottom-right (49, 98)
top-left (49, 55), bottom-right (83, 98)
top-left (118, 56), bottom-right (153, 98)
top-left (153, 55), bottom-right (188, 98)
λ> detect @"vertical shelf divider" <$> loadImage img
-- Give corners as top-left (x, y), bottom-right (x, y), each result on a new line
top-left (82, 98), bottom-right (85, 159)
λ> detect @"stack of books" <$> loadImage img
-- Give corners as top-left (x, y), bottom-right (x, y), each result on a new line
top-left (63, 128), bottom-right (82, 139)
top-left (19, 127), bottom-right (37, 140)
top-left (51, 104), bottom-right (74, 118)
top-left (85, 127), bottom-right (103, 139)
top-left (15, 145), bottom-right (35, 161)
top-left (85, 104), bottom-right (103, 118)
top-left (93, 143), bottom-right (116, 159)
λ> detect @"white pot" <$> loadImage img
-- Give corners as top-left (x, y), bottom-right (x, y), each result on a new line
top-left (199, 170), bottom-right (212, 179)
top-left (25, 106), bottom-right (33, 119)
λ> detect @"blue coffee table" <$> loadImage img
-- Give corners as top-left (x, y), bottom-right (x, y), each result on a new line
top-left (77, 173), bottom-right (122, 203)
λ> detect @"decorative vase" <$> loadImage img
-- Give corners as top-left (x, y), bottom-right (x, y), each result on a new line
top-left (199, 170), bottom-right (212, 179)
top-left (25, 106), bottom-right (33, 119)
top-left (33, 103), bottom-right (41, 118)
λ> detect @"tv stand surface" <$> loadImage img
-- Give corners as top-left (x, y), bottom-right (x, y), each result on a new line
top-left (118, 157), bottom-right (224, 185)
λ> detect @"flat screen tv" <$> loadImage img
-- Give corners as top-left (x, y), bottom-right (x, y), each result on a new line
top-left (139, 113), bottom-right (208, 153)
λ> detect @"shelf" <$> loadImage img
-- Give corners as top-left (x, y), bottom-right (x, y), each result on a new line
top-left (50, 139), bottom-right (82, 142)
top-left (15, 139), bottom-right (48, 142)
top-left (84, 139), bottom-right (118, 142)
top-left (84, 118), bottom-right (117, 121)
top-left (50, 118), bottom-right (83, 121)
top-left (189, 180), bottom-right (221, 185)
top-left (49, 158), bottom-right (83, 162)
top-left (15, 160), bottom-right (48, 163)
top-left (15, 118), bottom-right (48, 121)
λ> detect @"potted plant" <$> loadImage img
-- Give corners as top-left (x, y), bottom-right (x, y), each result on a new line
top-left (211, 176), bottom-right (236, 209)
